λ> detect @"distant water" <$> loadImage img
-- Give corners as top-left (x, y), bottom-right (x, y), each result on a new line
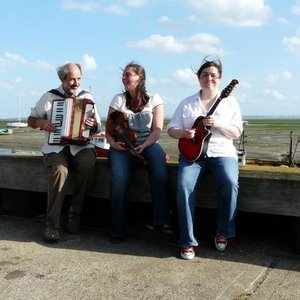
top-left (243, 115), bottom-right (300, 119)
top-left (0, 148), bottom-right (42, 156)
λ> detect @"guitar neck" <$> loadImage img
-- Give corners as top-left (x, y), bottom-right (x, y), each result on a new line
top-left (207, 95), bottom-right (222, 116)
top-left (206, 79), bottom-right (239, 116)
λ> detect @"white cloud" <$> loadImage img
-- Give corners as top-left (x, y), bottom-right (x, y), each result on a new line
top-left (158, 15), bottom-right (182, 30)
top-left (0, 77), bottom-right (23, 93)
top-left (278, 17), bottom-right (290, 25)
top-left (187, 0), bottom-right (271, 27)
top-left (158, 16), bottom-right (170, 24)
top-left (127, 34), bottom-right (185, 53)
top-left (239, 81), bottom-right (252, 89)
top-left (82, 54), bottom-right (97, 71)
top-left (33, 60), bottom-right (55, 71)
top-left (292, 0), bottom-right (300, 15)
top-left (187, 14), bottom-right (197, 22)
top-left (0, 57), bottom-right (13, 72)
top-left (127, 33), bottom-right (227, 55)
top-left (148, 69), bottom-right (198, 91)
top-left (124, 0), bottom-right (146, 7)
top-left (283, 29), bottom-right (300, 54)
top-left (5, 52), bottom-right (27, 64)
top-left (264, 71), bottom-right (293, 83)
top-left (147, 77), bottom-right (172, 87)
top-left (171, 68), bottom-right (198, 86)
top-left (104, 5), bottom-right (128, 15)
top-left (61, 0), bottom-right (99, 11)
top-left (263, 89), bottom-right (285, 101)
top-left (3, 52), bottom-right (55, 71)
top-left (186, 34), bottom-right (227, 55)
top-left (104, 0), bottom-right (147, 15)
top-left (0, 80), bottom-right (13, 90)
top-left (13, 77), bottom-right (23, 84)
top-left (236, 92), bottom-right (248, 104)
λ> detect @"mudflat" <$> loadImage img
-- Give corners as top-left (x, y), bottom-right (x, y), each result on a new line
top-left (1, 118), bottom-right (300, 163)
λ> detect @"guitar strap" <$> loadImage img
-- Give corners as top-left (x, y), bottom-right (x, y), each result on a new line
top-left (48, 89), bottom-right (89, 98)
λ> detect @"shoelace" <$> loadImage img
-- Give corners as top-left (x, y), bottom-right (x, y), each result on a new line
top-left (216, 235), bottom-right (227, 244)
top-left (182, 247), bottom-right (194, 253)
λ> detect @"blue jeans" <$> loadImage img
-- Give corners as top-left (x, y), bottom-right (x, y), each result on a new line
top-left (109, 143), bottom-right (171, 238)
top-left (177, 156), bottom-right (239, 247)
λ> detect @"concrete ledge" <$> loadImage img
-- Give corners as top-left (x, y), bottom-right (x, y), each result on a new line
top-left (1, 155), bottom-right (300, 217)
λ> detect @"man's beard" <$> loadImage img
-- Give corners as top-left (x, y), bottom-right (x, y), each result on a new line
top-left (66, 86), bottom-right (79, 96)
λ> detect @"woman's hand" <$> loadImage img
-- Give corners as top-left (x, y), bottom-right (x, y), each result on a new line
top-left (203, 115), bottom-right (219, 128)
top-left (203, 115), bottom-right (241, 139)
top-left (182, 128), bottom-right (196, 139)
top-left (108, 139), bottom-right (128, 151)
top-left (134, 144), bottom-right (146, 154)
top-left (168, 127), bottom-right (196, 139)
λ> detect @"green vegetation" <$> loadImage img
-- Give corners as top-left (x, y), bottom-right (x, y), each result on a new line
top-left (238, 119), bottom-right (300, 162)
top-left (1, 118), bottom-right (300, 163)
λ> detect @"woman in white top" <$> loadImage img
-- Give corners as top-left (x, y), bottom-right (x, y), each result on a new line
top-left (106, 62), bottom-right (172, 243)
top-left (167, 56), bottom-right (243, 259)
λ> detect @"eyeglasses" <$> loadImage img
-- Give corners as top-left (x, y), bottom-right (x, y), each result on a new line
top-left (199, 72), bottom-right (220, 79)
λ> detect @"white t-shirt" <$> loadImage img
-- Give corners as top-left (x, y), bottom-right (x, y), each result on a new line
top-left (29, 85), bottom-right (101, 155)
top-left (167, 90), bottom-right (243, 159)
top-left (109, 92), bottom-right (163, 145)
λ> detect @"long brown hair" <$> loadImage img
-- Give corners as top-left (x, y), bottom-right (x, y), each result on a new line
top-left (123, 62), bottom-right (149, 113)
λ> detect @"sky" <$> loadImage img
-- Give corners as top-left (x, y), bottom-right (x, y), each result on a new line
top-left (1, 0), bottom-right (300, 120)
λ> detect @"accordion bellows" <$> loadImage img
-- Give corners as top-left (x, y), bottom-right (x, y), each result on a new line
top-left (49, 97), bottom-right (94, 145)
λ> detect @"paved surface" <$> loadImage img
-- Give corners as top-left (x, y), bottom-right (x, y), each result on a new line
top-left (0, 215), bottom-right (299, 300)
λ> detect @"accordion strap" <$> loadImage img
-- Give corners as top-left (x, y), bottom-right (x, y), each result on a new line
top-left (48, 89), bottom-right (89, 98)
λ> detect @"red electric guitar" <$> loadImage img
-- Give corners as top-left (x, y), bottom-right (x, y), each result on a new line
top-left (178, 79), bottom-right (239, 162)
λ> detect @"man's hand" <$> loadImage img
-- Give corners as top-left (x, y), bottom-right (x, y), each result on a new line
top-left (38, 119), bottom-right (56, 132)
top-left (85, 116), bottom-right (97, 129)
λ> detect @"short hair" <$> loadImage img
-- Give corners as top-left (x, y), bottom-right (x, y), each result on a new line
top-left (57, 63), bottom-right (82, 81)
top-left (196, 55), bottom-right (222, 79)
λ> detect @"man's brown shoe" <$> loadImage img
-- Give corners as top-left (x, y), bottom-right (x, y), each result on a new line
top-left (44, 227), bottom-right (60, 242)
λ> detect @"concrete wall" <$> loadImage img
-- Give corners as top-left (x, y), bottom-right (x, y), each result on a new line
top-left (1, 155), bottom-right (300, 217)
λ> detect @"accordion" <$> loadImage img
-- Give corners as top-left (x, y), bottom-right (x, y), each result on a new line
top-left (48, 97), bottom-right (94, 145)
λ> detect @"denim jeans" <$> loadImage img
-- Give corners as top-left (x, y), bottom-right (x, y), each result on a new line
top-left (177, 156), bottom-right (239, 247)
top-left (109, 143), bottom-right (171, 238)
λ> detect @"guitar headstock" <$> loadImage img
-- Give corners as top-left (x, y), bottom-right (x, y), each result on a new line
top-left (220, 79), bottom-right (239, 99)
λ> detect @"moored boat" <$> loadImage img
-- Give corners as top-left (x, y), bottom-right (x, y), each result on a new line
top-left (91, 131), bottom-right (110, 158)
top-left (0, 128), bottom-right (13, 135)
top-left (6, 121), bottom-right (28, 128)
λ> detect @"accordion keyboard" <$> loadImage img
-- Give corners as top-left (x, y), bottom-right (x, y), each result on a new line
top-left (49, 100), bottom-right (65, 144)
top-left (48, 98), bottom-right (94, 145)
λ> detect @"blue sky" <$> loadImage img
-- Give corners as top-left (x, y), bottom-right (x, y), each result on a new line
top-left (1, 0), bottom-right (300, 119)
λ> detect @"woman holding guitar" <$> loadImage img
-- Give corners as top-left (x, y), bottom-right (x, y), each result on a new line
top-left (106, 62), bottom-right (172, 243)
top-left (167, 56), bottom-right (243, 259)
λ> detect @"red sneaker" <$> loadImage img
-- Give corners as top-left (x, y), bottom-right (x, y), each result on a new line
top-left (180, 246), bottom-right (195, 260)
top-left (214, 233), bottom-right (228, 251)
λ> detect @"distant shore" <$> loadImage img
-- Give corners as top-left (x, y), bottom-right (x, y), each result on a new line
top-left (1, 118), bottom-right (299, 164)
